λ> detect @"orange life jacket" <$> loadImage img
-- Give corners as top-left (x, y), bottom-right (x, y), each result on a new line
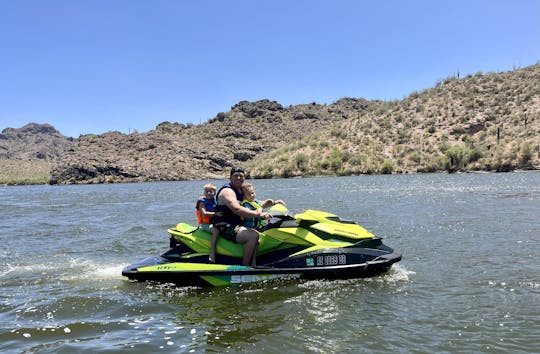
top-left (195, 197), bottom-right (215, 224)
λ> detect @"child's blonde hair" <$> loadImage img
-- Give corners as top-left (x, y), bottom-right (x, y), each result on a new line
top-left (203, 183), bottom-right (217, 191)
top-left (241, 182), bottom-right (254, 193)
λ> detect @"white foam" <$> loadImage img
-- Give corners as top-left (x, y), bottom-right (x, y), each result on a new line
top-left (53, 258), bottom-right (125, 281)
top-left (0, 264), bottom-right (16, 278)
top-left (1, 262), bottom-right (61, 278)
top-left (90, 264), bottom-right (125, 279)
top-left (385, 263), bottom-right (415, 282)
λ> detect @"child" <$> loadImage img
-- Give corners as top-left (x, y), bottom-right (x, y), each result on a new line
top-left (240, 182), bottom-right (286, 229)
top-left (196, 183), bottom-right (223, 263)
top-left (196, 183), bottom-right (221, 232)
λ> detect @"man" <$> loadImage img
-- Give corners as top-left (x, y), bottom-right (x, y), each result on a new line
top-left (209, 167), bottom-right (270, 266)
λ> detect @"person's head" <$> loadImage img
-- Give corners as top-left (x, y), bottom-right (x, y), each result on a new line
top-left (241, 182), bottom-right (256, 202)
top-left (203, 183), bottom-right (217, 199)
top-left (229, 166), bottom-right (246, 188)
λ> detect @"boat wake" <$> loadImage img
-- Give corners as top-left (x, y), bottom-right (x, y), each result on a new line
top-left (0, 258), bottom-right (125, 283)
top-left (294, 263), bottom-right (413, 291)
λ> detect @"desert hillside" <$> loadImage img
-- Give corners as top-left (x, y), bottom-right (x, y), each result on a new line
top-left (1, 63), bottom-right (538, 185)
top-left (248, 64), bottom-right (540, 177)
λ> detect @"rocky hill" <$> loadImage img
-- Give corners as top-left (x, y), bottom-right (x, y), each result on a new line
top-left (49, 98), bottom-right (376, 184)
top-left (1, 63), bottom-right (539, 185)
top-left (0, 123), bottom-right (75, 160)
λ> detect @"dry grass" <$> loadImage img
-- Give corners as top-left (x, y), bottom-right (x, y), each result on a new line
top-left (0, 159), bottom-right (52, 185)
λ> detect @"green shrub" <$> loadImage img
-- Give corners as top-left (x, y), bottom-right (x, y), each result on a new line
top-left (320, 159), bottom-right (330, 170)
top-left (281, 163), bottom-right (295, 178)
top-left (409, 151), bottom-right (422, 164)
top-left (330, 127), bottom-right (348, 139)
top-left (380, 160), bottom-right (394, 174)
top-left (445, 146), bottom-right (468, 172)
top-left (444, 145), bottom-right (484, 172)
top-left (294, 153), bottom-right (309, 170)
top-left (468, 147), bottom-right (484, 163)
top-left (330, 157), bottom-right (342, 171)
top-left (519, 142), bottom-right (533, 165)
top-left (348, 154), bottom-right (364, 167)
top-left (260, 164), bottom-right (275, 178)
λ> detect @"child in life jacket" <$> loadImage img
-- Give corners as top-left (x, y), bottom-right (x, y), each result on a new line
top-left (240, 182), bottom-right (286, 229)
top-left (196, 183), bottom-right (222, 232)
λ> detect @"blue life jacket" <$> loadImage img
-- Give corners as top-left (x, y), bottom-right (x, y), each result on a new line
top-left (195, 197), bottom-right (216, 224)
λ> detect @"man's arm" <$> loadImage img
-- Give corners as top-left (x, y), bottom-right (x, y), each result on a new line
top-left (221, 188), bottom-right (266, 218)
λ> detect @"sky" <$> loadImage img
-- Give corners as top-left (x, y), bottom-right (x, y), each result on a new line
top-left (0, 0), bottom-right (539, 138)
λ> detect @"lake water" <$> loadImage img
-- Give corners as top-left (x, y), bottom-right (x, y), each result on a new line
top-left (1, 173), bottom-right (539, 353)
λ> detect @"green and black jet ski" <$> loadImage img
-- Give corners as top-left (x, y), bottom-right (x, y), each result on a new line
top-left (122, 206), bottom-right (402, 286)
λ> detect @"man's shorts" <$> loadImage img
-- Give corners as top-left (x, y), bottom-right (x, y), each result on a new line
top-left (214, 223), bottom-right (242, 243)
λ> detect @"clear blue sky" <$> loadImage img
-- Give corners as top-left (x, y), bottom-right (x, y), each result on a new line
top-left (1, 0), bottom-right (539, 137)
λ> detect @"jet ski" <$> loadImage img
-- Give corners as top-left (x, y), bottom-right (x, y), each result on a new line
top-left (122, 206), bottom-right (402, 286)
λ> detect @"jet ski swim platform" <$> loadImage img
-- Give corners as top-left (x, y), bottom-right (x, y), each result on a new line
top-left (122, 208), bottom-right (402, 286)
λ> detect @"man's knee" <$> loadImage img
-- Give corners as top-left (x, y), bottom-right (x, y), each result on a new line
top-left (237, 229), bottom-right (258, 243)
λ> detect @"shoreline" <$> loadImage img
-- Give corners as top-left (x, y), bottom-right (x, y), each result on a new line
top-left (2, 167), bottom-right (539, 187)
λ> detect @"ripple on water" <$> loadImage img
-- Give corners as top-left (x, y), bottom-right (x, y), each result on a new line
top-left (1, 174), bottom-right (540, 353)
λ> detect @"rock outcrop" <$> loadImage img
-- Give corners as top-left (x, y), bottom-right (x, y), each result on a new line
top-left (48, 98), bottom-right (376, 184)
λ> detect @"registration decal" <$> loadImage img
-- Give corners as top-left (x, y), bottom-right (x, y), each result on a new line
top-left (316, 254), bottom-right (347, 266)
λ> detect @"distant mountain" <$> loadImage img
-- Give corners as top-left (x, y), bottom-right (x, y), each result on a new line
top-left (1, 63), bottom-right (539, 185)
top-left (0, 123), bottom-right (75, 161)
top-left (0, 123), bottom-right (76, 185)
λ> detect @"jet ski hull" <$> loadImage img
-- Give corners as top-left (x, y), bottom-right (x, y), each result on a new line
top-left (122, 243), bottom-right (402, 287)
